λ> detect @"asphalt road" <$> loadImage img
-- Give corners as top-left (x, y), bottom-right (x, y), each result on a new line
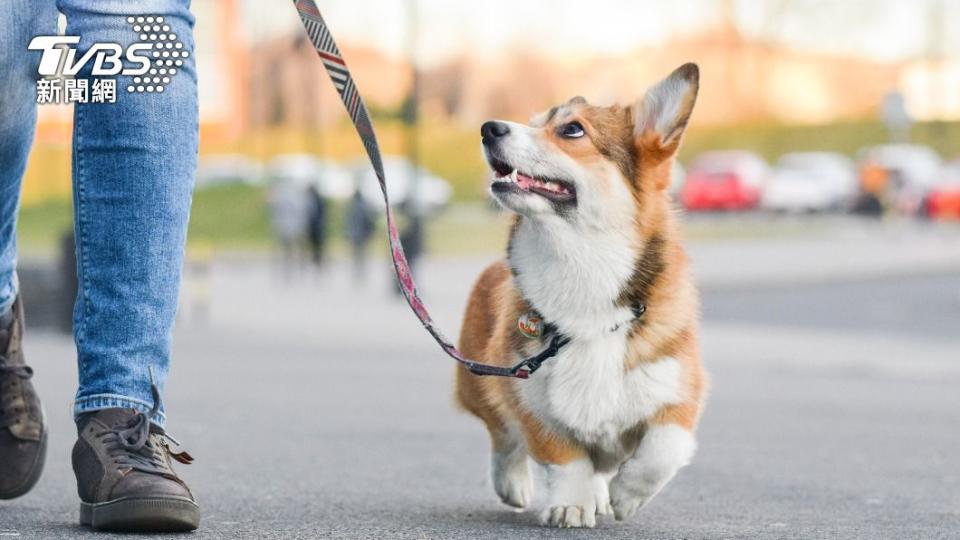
top-left (1, 255), bottom-right (958, 539)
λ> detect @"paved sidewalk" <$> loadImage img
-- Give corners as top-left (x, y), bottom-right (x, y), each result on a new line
top-left (687, 218), bottom-right (960, 288)
top-left (1, 232), bottom-right (958, 538)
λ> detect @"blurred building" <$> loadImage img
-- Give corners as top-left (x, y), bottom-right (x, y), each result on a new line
top-left (24, 0), bottom-right (960, 204)
top-left (33, 2), bottom-right (960, 135)
top-left (222, 9), bottom-right (960, 129)
top-left (419, 21), bottom-right (906, 126)
top-left (247, 37), bottom-right (412, 130)
top-left (901, 58), bottom-right (960, 121)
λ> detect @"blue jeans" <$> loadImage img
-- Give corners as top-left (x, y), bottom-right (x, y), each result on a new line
top-left (0, 0), bottom-right (198, 426)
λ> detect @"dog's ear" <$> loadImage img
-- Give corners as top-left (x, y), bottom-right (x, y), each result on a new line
top-left (633, 63), bottom-right (699, 155)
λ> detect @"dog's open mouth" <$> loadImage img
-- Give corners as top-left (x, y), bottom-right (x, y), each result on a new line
top-left (488, 158), bottom-right (576, 203)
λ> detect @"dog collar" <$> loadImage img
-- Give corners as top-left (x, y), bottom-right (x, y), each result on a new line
top-left (517, 301), bottom-right (647, 340)
top-left (511, 302), bottom-right (645, 376)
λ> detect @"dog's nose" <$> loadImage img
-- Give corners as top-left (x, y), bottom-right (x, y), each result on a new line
top-left (481, 121), bottom-right (510, 145)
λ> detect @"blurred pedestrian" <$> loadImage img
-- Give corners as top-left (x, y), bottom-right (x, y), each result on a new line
top-left (345, 188), bottom-right (375, 283)
top-left (0, 0), bottom-right (200, 531)
top-left (853, 162), bottom-right (886, 217)
top-left (305, 183), bottom-right (328, 268)
top-left (400, 216), bottom-right (424, 276)
top-left (267, 178), bottom-right (309, 279)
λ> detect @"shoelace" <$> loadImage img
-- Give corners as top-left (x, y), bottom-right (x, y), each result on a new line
top-left (0, 328), bottom-right (35, 428)
top-left (94, 383), bottom-right (194, 475)
top-left (0, 328), bottom-right (32, 380)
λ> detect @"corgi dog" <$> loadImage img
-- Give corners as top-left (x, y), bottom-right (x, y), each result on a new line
top-left (455, 63), bottom-right (707, 528)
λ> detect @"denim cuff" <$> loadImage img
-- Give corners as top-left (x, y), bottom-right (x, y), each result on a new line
top-left (74, 393), bottom-right (166, 427)
top-left (0, 272), bottom-right (18, 316)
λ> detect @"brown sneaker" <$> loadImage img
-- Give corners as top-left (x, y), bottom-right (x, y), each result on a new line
top-left (73, 385), bottom-right (199, 531)
top-left (0, 296), bottom-right (47, 499)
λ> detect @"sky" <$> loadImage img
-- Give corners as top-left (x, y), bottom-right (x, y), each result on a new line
top-left (240, 0), bottom-right (960, 67)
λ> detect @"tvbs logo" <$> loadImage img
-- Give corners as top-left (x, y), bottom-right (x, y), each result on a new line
top-left (28, 36), bottom-right (152, 77)
top-left (28, 15), bottom-right (187, 103)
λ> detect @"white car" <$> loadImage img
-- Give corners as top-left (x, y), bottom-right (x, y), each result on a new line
top-left (762, 152), bottom-right (857, 213)
top-left (354, 156), bottom-right (452, 216)
top-left (267, 154), bottom-right (354, 200)
top-left (196, 154), bottom-right (264, 187)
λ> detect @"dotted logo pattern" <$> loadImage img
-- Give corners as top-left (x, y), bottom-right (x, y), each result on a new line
top-left (125, 16), bottom-right (189, 93)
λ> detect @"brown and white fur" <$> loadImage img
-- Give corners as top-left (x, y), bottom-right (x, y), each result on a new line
top-left (455, 64), bottom-right (707, 528)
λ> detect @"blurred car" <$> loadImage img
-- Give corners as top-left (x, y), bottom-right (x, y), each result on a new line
top-left (924, 160), bottom-right (960, 221)
top-left (856, 144), bottom-right (943, 215)
top-left (680, 151), bottom-right (769, 211)
top-left (762, 152), bottom-right (857, 213)
top-left (196, 154), bottom-right (264, 187)
top-left (267, 154), bottom-right (354, 200)
top-left (355, 156), bottom-right (452, 216)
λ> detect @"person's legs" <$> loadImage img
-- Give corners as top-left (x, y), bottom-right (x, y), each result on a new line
top-left (58, 0), bottom-right (200, 530)
top-left (0, 3), bottom-right (57, 316)
top-left (0, 0), bottom-right (57, 501)
top-left (58, 0), bottom-right (198, 426)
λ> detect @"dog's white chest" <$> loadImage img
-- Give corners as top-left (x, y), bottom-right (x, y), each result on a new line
top-left (509, 216), bottom-right (683, 448)
top-left (518, 333), bottom-right (683, 447)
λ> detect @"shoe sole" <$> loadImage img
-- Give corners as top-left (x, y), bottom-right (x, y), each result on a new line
top-left (0, 425), bottom-right (48, 500)
top-left (80, 496), bottom-right (200, 532)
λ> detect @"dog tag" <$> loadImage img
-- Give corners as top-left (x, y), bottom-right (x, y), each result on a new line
top-left (517, 311), bottom-right (544, 339)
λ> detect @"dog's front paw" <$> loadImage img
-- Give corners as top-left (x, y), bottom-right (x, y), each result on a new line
top-left (494, 469), bottom-right (531, 509)
top-left (492, 450), bottom-right (532, 509)
top-left (609, 424), bottom-right (696, 521)
top-left (609, 482), bottom-right (648, 521)
top-left (541, 504), bottom-right (597, 528)
top-left (593, 474), bottom-right (613, 516)
top-left (540, 458), bottom-right (598, 527)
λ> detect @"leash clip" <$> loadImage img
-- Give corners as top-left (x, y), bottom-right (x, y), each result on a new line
top-left (509, 334), bottom-right (571, 378)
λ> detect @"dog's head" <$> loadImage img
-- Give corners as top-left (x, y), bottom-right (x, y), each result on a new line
top-left (482, 63), bottom-right (699, 227)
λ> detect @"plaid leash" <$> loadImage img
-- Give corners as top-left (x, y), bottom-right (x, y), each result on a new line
top-left (292, 0), bottom-right (569, 378)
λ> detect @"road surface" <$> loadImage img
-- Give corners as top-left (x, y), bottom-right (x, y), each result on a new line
top-left (1, 250), bottom-right (958, 539)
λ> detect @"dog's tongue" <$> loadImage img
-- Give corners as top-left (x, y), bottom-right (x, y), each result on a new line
top-left (516, 172), bottom-right (536, 190)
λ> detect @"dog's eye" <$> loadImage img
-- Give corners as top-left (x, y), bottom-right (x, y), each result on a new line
top-left (559, 121), bottom-right (585, 139)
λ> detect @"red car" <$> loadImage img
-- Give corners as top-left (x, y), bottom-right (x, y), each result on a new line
top-left (927, 187), bottom-right (960, 220)
top-left (680, 151), bottom-right (769, 211)
top-left (925, 161), bottom-right (960, 220)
